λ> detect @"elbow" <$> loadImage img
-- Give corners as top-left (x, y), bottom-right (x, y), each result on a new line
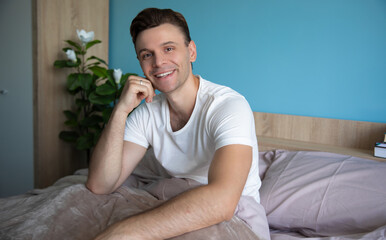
top-left (224, 212), bottom-right (235, 222)
top-left (207, 185), bottom-right (241, 222)
top-left (218, 197), bottom-right (239, 222)
top-left (222, 204), bottom-right (237, 222)
top-left (85, 180), bottom-right (102, 194)
top-left (85, 179), bottom-right (111, 195)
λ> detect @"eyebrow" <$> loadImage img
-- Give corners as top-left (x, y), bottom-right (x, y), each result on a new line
top-left (137, 41), bottom-right (178, 56)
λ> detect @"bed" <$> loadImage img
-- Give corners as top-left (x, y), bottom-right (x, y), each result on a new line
top-left (1, 112), bottom-right (385, 240)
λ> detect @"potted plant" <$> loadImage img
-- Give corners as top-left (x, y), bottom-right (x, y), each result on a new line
top-left (54, 29), bottom-right (136, 163)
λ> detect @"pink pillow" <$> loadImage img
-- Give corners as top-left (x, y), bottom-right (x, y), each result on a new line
top-left (259, 150), bottom-right (386, 237)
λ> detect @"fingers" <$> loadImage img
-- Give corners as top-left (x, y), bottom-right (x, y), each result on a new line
top-left (127, 75), bottom-right (156, 103)
top-left (115, 75), bottom-right (156, 114)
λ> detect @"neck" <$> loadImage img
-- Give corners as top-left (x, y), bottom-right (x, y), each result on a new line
top-left (167, 74), bottom-right (199, 131)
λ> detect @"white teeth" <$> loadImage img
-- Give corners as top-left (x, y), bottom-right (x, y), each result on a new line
top-left (156, 71), bottom-right (173, 78)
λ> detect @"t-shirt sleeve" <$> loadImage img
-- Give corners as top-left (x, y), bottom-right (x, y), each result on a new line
top-left (208, 96), bottom-right (256, 150)
top-left (123, 104), bottom-right (150, 148)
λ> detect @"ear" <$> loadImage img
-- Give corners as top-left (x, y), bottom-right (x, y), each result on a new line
top-left (188, 40), bottom-right (197, 63)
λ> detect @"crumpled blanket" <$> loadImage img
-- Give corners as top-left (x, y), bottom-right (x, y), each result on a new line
top-left (0, 174), bottom-right (263, 240)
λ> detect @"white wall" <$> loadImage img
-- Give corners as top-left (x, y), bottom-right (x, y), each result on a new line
top-left (0, 0), bottom-right (34, 197)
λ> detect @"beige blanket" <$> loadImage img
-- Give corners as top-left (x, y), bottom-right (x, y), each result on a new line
top-left (3, 149), bottom-right (384, 240)
top-left (0, 173), bottom-right (264, 240)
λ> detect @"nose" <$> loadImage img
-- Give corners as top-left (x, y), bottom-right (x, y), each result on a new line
top-left (152, 52), bottom-right (165, 67)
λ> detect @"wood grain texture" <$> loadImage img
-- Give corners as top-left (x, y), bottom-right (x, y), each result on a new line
top-left (33, 0), bottom-right (109, 188)
top-left (254, 112), bottom-right (386, 161)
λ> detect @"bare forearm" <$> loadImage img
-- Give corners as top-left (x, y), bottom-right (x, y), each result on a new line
top-left (129, 186), bottom-right (227, 238)
top-left (86, 108), bottom-right (129, 194)
top-left (97, 184), bottom-right (235, 240)
top-left (87, 76), bottom-right (156, 194)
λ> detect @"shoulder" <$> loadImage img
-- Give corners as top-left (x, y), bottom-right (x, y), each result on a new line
top-left (199, 77), bottom-right (243, 100)
top-left (198, 76), bottom-right (250, 115)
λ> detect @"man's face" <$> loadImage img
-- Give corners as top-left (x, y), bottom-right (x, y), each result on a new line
top-left (135, 23), bottom-right (196, 94)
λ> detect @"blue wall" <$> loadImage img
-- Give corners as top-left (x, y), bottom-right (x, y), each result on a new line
top-left (109, 0), bottom-right (386, 123)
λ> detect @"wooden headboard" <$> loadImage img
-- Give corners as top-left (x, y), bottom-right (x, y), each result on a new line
top-left (254, 112), bottom-right (386, 161)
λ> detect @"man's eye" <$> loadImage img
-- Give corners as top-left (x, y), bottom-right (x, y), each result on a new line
top-left (142, 53), bottom-right (152, 60)
top-left (165, 47), bottom-right (173, 52)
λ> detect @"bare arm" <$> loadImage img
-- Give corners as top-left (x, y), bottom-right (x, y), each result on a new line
top-left (86, 75), bottom-right (156, 194)
top-left (94, 144), bottom-right (252, 240)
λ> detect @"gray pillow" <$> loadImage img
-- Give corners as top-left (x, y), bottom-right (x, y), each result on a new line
top-left (259, 150), bottom-right (386, 237)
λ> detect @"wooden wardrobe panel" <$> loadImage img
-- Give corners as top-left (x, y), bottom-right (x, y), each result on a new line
top-left (33, 0), bottom-right (109, 188)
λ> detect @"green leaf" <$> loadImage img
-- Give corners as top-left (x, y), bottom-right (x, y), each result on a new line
top-left (65, 40), bottom-right (81, 51)
top-left (55, 59), bottom-right (80, 68)
top-left (87, 55), bottom-right (108, 66)
top-left (79, 73), bottom-right (93, 91)
top-left (106, 69), bottom-right (116, 86)
top-left (89, 92), bottom-right (115, 105)
top-left (91, 104), bottom-right (107, 112)
top-left (64, 119), bottom-right (78, 127)
top-left (80, 115), bottom-right (104, 127)
top-left (62, 47), bottom-right (73, 52)
top-left (54, 60), bottom-right (68, 68)
top-left (85, 40), bottom-right (102, 50)
top-left (63, 110), bottom-right (77, 121)
top-left (119, 73), bottom-right (128, 85)
top-left (75, 98), bottom-right (89, 108)
top-left (93, 129), bottom-right (102, 145)
top-left (85, 62), bottom-right (101, 68)
top-left (67, 73), bottom-right (93, 91)
top-left (89, 66), bottom-right (108, 78)
top-left (59, 131), bottom-right (79, 143)
top-left (67, 87), bottom-right (81, 95)
top-left (67, 73), bottom-right (81, 91)
top-left (76, 133), bottom-right (94, 150)
top-left (96, 83), bottom-right (116, 96)
top-left (67, 58), bottom-right (81, 67)
top-left (63, 110), bottom-right (78, 127)
top-left (102, 107), bottom-right (113, 123)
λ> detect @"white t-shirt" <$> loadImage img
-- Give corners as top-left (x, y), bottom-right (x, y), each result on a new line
top-left (124, 76), bottom-right (261, 203)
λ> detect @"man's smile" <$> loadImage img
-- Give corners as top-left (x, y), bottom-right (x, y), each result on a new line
top-left (154, 69), bottom-right (175, 79)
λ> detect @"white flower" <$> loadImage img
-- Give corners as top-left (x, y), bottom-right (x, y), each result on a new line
top-left (66, 49), bottom-right (77, 62)
top-left (76, 29), bottom-right (94, 44)
top-left (113, 69), bottom-right (123, 84)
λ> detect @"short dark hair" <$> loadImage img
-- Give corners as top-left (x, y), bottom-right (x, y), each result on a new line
top-left (130, 8), bottom-right (191, 47)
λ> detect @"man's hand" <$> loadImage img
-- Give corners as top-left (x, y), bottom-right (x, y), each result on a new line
top-left (116, 75), bottom-right (156, 115)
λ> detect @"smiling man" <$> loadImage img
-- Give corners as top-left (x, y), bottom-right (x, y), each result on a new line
top-left (87, 8), bottom-right (269, 240)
